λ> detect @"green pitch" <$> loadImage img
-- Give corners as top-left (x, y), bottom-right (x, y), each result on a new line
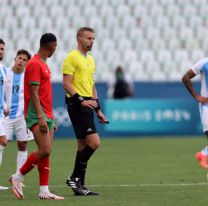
top-left (1, 137), bottom-right (208, 206)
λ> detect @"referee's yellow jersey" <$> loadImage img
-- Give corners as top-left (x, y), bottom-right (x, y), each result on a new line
top-left (62, 49), bottom-right (95, 97)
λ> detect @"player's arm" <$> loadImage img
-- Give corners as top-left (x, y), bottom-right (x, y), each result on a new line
top-left (30, 84), bottom-right (48, 133)
top-left (182, 69), bottom-right (208, 104)
top-left (3, 77), bottom-right (9, 116)
top-left (63, 74), bottom-right (96, 109)
top-left (93, 85), bottom-right (109, 124)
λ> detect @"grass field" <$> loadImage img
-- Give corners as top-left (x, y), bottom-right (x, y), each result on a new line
top-left (1, 136), bottom-right (208, 206)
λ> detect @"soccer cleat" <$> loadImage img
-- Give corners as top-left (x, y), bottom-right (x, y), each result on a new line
top-left (196, 151), bottom-right (208, 168)
top-left (9, 175), bottom-right (24, 199)
top-left (66, 177), bottom-right (86, 196)
top-left (39, 191), bottom-right (64, 200)
top-left (79, 185), bottom-right (99, 196)
top-left (0, 185), bottom-right (8, 190)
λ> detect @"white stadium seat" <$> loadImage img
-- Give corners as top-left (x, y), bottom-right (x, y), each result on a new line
top-left (0, 0), bottom-right (206, 81)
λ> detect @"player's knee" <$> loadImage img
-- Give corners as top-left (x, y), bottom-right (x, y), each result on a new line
top-left (43, 150), bottom-right (51, 158)
top-left (92, 141), bottom-right (100, 150)
top-left (0, 138), bottom-right (7, 147)
top-left (39, 148), bottom-right (51, 158)
top-left (17, 141), bottom-right (27, 151)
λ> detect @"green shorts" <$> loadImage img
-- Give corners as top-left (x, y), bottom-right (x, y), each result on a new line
top-left (25, 117), bottom-right (55, 130)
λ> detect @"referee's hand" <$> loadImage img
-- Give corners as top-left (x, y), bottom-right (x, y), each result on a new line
top-left (96, 110), bottom-right (109, 124)
top-left (81, 100), bottom-right (97, 109)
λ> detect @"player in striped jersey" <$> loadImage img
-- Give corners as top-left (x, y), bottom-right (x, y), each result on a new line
top-left (182, 58), bottom-right (208, 168)
top-left (3, 49), bottom-right (33, 175)
top-left (0, 39), bottom-right (9, 190)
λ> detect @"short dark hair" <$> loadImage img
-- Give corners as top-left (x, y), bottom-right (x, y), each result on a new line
top-left (16, 49), bottom-right (31, 60)
top-left (0, 39), bottom-right (5, 45)
top-left (77, 27), bottom-right (95, 40)
top-left (40, 33), bottom-right (57, 48)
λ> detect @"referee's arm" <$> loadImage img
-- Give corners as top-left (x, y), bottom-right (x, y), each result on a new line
top-left (63, 74), bottom-right (97, 109)
top-left (63, 74), bottom-right (76, 96)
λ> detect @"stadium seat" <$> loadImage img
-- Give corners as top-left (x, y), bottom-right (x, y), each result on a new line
top-left (0, 0), bottom-right (207, 81)
top-left (191, 50), bottom-right (205, 62)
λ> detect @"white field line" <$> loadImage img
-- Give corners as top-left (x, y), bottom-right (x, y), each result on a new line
top-left (6, 182), bottom-right (208, 189)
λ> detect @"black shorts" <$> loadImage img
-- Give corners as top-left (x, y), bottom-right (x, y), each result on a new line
top-left (67, 100), bottom-right (97, 139)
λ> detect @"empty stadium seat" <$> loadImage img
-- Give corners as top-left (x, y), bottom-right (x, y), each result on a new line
top-left (0, 0), bottom-right (206, 81)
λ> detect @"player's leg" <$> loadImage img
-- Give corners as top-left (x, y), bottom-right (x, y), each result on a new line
top-left (0, 136), bottom-right (7, 166)
top-left (37, 121), bottom-right (64, 200)
top-left (0, 118), bottom-right (9, 166)
top-left (0, 119), bottom-right (8, 190)
top-left (15, 117), bottom-right (34, 172)
top-left (9, 124), bottom-right (50, 199)
top-left (16, 141), bottom-right (27, 172)
top-left (196, 105), bottom-right (208, 168)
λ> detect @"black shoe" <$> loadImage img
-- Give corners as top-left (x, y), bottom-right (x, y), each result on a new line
top-left (66, 177), bottom-right (85, 196)
top-left (81, 185), bottom-right (99, 196)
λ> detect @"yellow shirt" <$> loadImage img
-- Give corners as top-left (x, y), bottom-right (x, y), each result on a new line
top-left (62, 49), bottom-right (95, 97)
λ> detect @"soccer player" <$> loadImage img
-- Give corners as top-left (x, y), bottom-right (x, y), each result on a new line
top-left (0, 38), bottom-right (9, 190)
top-left (182, 58), bottom-right (208, 168)
top-left (62, 27), bottom-right (108, 196)
top-left (4, 49), bottom-right (33, 174)
top-left (9, 33), bottom-right (64, 200)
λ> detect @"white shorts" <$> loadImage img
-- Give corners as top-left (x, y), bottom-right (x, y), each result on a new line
top-left (3, 116), bottom-right (34, 141)
top-left (199, 104), bottom-right (208, 132)
top-left (0, 119), bottom-right (6, 136)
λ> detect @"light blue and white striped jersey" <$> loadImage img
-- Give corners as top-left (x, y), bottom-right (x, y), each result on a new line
top-left (0, 63), bottom-right (6, 118)
top-left (4, 67), bottom-right (24, 119)
top-left (191, 57), bottom-right (208, 98)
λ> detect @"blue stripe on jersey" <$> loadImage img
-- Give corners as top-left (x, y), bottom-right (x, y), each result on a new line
top-left (2, 66), bottom-right (6, 75)
top-left (202, 64), bottom-right (208, 92)
top-left (9, 73), bottom-right (21, 118)
top-left (0, 69), bottom-right (4, 118)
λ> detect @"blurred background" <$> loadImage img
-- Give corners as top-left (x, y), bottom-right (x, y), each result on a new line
top-left (0, 0), bottom-right (205, 137)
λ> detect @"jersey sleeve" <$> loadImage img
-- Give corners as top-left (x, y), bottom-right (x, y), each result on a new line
top-left (191, 58), bottom-right (208, 75)
top-left (27, 62), bottom-right (42, 85)
top-left (62, 54), bottom-right (76, 75)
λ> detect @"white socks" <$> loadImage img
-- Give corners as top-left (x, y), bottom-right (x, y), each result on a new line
top-left (202, 146), bottom-right (208, 156)
top-left (40, 186), bottom-right (49, 193)
top-left (16, 151), bottom-right (28, 173)
top-left (0, 145), bottom-right (5, 166)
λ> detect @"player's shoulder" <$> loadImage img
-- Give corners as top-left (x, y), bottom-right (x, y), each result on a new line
top-left (4, 66), bottom-right (12, 74)
top-left (0, 63), bottom-right (6, 70)
top-left (0, 64), bottom-right (9, 75)
top-left (195, 57), bottom-right (208, 66)
top-left (27, 55), bottom-right (42, 68)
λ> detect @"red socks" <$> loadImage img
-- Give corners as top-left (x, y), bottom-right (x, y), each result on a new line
top-left (20, 152), bottom-right (50, 186)
top-left (38, 157), bottom-right (50, 186)
top-left (20, 152), bottom-right (40, 175)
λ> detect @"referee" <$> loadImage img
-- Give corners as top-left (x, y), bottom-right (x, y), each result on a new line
top-left (62, 27), bottom-right (108, 196)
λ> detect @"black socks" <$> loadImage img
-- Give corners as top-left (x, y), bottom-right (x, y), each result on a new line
top-left (71, 145), bottom-right (95, 185)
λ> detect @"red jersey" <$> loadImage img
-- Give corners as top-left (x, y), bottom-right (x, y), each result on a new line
top-left (24, 54), bottom-right (54, 119)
